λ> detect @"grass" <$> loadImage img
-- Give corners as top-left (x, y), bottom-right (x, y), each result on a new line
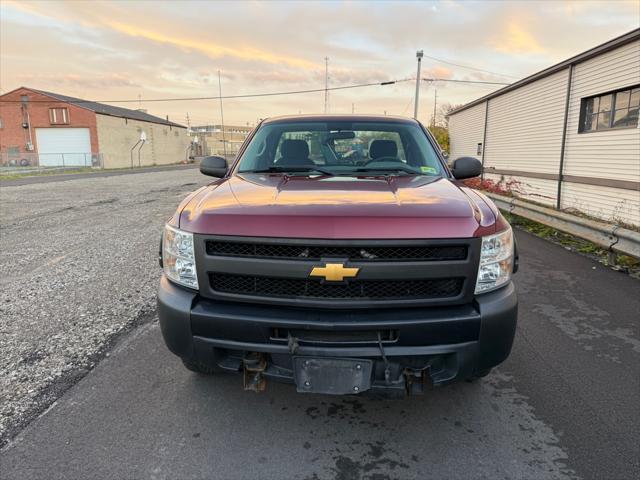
top-left (0, 162), bottom-right (194, 181)
top-left (504, 211), bottom-right (640, 276)
top-left (0, 167), bottom-right (94, 181)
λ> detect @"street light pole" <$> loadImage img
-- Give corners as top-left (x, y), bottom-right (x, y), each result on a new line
top-left (414, 50), bottom-right (423, 119)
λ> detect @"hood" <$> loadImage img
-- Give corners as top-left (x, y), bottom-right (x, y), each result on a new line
top-left (179, 174), bottom-right (497, 239)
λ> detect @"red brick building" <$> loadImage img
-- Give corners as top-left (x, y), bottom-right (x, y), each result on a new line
top-left (0, 87), bottom-right (188, 168)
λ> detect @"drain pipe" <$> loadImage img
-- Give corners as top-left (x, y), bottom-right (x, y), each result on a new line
top-left (137, 139), bottom-right (146, 168)
top-left (130, 139), bottom-right (141, 169)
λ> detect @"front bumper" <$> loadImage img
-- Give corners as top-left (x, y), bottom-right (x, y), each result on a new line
top-left (158, 275), bottom-right (517, 391)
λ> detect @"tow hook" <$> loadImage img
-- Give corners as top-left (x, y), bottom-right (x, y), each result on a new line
top-left (243, 353), bottom-right (267, 392)
top-left (404, 368), bottom-right (430, 395)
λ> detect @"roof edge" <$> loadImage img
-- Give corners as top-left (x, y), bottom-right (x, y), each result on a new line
top-left (448, 28), bottom-right (640, 117)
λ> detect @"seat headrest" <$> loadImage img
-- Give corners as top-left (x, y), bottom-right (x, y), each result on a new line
top-left (369, 140), bottom-right (397, 159)
top-left (280, 139), bottom-right (309, 160)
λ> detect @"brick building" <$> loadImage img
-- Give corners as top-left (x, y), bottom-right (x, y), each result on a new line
top-left (0, 87), bottom-right (189, 169)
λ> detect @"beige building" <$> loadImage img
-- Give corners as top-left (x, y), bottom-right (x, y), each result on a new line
top-left (448, 29), bottom-right (639, 227)
top-left (190, 124), bottom-right (253, 157)
top-left (97, 114), bottom-right (190, 169)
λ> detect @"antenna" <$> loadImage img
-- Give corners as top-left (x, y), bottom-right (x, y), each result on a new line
top-left (218, 70), bottom-right (227, 158)
top-left (324, 57), bottom-right (329, 113)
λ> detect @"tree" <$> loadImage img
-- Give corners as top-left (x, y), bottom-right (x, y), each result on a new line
top-left (428, 125), bottom-right (449, 154)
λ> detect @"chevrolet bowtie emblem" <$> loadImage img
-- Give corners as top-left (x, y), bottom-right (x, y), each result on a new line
top-left (309, 263), bottom-right (360, 282)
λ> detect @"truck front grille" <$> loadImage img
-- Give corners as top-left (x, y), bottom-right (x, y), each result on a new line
top-left (206, 241), bottom-right (466, 262)
top-left (210, 273), bottom-right (463, 300)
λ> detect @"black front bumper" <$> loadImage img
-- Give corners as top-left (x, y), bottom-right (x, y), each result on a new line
top-left (158, 276), bottom-right (517, 391)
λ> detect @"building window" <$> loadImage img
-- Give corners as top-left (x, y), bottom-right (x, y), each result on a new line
top-left (49, 108), bottom-right (69, 125)
top-left (580, 85), bottom-right (639, 133)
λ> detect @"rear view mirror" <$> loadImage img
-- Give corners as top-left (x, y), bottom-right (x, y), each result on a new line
top-left (451, 156), bottom-right (482, 180)
top-left (327, 131), bottom-right (356, 140)
top-left (200, 156), bottom-right (228, 178)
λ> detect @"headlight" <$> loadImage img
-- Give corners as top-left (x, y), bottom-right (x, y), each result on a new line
top-left (475, 226), bottom-right (513, 294)
top-left (163, 224), bottom-right (198, 289)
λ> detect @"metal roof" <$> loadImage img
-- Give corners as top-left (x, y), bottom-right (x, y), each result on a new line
top-left (30, 88), bottom-right (186, 128)
top-left (448, 28), bottom-right (640, 116)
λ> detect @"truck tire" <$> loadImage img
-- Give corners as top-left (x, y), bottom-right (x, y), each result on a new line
top-left (181, 358), bottom-right (223, 375)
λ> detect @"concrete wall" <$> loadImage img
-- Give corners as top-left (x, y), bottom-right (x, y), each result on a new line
top-left (96, 115), bottom-right (190, 169)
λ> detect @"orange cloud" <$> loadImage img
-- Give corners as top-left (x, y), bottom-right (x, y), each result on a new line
top-left (491, 21), bottom-right (544, 54)
top-left (104, 20), bottom-right (319, 70)
top-left (3, 0), bottom-right (318, 70)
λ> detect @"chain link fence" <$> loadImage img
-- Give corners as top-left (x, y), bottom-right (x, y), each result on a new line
top-left (0, 152), bottom-right (104, 176)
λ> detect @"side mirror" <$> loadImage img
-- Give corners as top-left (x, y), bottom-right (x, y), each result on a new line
top-left (451, 156), bottom-right (482, 180)
top-left (200, 155), bottom-right (228, 178)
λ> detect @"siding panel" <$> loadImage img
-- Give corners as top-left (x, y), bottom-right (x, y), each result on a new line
top-left (561, 182), bottom-right (639, 226)
top-left (563, 40), bottom-right (640, 185)
top-left (448, 102), bottom-right (486, 161)
top-left (447, 36), bottom-right (639, 226)
top-left (484, 173), bottom-right (557, 207)
top-left (483, 69), bottom-right (569, 185)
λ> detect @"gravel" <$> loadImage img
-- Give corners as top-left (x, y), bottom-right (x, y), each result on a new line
top-left (0, 168), bottom-right (209, 445)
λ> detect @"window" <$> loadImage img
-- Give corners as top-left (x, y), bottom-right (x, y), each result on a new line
top-left (49, 108), bottom-right (69, 125)
top-left (580, 85), bottom-right (639, 132)
top-left (236, 121), bottom-right (444, 177)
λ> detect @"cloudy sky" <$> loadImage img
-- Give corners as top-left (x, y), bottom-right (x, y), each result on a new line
top-left (1, 0), bottom-right (638, 126)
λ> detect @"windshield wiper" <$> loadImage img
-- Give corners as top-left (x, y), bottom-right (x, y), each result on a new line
top-left (354, 165), bottom-right (422, 175)
top-left (240, 166), bottom-right (335, 176)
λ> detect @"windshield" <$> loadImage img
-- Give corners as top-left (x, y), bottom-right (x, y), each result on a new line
top-left (236, 121), bottom-right (444, 176)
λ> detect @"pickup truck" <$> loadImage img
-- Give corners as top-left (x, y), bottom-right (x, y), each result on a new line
top-left (158, 115), bottom-right (518, 396)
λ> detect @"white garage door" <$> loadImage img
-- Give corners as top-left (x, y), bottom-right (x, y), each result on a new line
top-left (36, 128), bottom-right (92, 167)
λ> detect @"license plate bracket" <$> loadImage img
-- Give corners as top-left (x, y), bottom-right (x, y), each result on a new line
top-left (293, 357), bottom-right (372, 395)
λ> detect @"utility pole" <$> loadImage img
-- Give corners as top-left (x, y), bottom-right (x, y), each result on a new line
top-left (414, 50), bottom-right (423, 119)
top-left (324, 57), bottom-right (329, 113)
top-left (352, 103), bottom-right (355, 114)
top-left (218, 70), bottom-right (227, 158)
top-left (432, 88), bottom-right (438, 128)
top-left (185, 112), bottom-right (191, 130)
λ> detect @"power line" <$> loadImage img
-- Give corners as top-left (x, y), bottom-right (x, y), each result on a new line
top-left (420, 53), bottom-right (519, 79)
top-left (422, 78), bottom-right (510, 86)
top-left (0, 78), bottom-right (413, 104)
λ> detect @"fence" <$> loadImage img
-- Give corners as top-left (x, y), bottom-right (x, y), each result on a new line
top-left (0, 152), bottom-right (104, 175)
top-left (487, 192), bottom-right (640, 260)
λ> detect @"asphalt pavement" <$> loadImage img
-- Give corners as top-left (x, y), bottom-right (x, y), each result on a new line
top-left (1, 171), bottom-right (638, 480)
top-left (0, 168), bottom-right (210, 442)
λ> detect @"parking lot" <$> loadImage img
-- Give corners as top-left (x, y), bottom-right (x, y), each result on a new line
top-left (0, 169), bottom-right (638, 480)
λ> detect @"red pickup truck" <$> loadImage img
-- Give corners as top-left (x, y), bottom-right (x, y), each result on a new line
top-left (158, 115), bottom-right (518, 396)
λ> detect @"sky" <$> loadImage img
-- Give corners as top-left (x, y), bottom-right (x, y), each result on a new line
top-left (1, 0), bottom-right (639, 127)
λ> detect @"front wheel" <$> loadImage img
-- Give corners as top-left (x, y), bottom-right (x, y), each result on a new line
top-left (181, 357), bottom-right (224, 375)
